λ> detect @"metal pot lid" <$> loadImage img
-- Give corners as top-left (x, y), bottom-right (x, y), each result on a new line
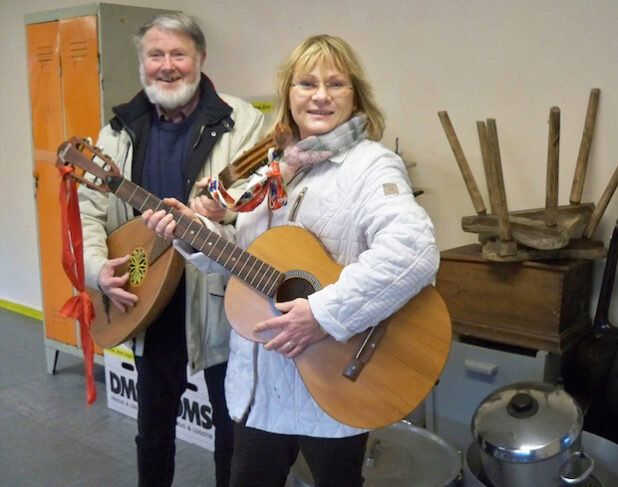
top-left (471, 382), bottom-right (583, 463)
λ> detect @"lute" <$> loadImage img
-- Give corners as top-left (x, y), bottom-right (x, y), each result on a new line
top-left (85, 217), bottom-right (184, 348)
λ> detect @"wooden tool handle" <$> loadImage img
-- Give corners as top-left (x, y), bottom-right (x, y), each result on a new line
top-left (438, 111), bottom-right (487, 214)
top-left (570, 88), bottom-right (600, 204)
top-left (583, 164), bottom-right (618, 238)
top-left (546, 107), bottom-right (560, 226)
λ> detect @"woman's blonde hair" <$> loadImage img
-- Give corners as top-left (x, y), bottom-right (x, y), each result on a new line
top-left (269, 35), bottom-right (384, 141)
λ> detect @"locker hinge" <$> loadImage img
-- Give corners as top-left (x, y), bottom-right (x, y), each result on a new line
top-left (32, 171), bottom-right (39, 197)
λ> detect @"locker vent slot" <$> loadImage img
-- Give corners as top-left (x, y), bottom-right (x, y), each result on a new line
top-left (69, 40), bottom-right (88, 61)
top-left (36, 46), bottom-right (54, 63)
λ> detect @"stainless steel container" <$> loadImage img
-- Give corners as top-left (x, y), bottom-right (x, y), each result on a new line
top-left (290, 420), bottom-right (461, 486)
top-left (463, 431), bottom-right (618, 487)
top-left (471, 382), bottom-right (593, 487)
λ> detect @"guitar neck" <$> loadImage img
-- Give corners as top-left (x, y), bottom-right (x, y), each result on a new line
top-left (107, 175), bottom-right (284, 297)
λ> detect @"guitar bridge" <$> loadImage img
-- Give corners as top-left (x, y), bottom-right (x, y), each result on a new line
top-left (343, 324), bottom-right (386, 381)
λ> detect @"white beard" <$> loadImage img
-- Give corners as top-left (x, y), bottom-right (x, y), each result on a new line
top-left (140, 63), bottom-right (201, 111)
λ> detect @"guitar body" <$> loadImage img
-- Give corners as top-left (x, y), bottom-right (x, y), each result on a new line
top-left (225, 226), bottom-right (452, 429)
top-left (88, 218), bottom-right (184, 348)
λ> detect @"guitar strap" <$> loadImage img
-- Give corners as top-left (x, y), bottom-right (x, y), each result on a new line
top-left (58, 165), bottom-right (97, 405)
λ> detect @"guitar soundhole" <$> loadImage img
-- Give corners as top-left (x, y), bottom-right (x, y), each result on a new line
top-left (275, 277), bottom-right (316, 303)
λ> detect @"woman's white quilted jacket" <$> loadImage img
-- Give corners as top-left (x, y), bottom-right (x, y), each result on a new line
top-left (179, 139), bottom-right (440, 436)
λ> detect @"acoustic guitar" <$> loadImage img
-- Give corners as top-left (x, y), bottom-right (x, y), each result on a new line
top-left (57, 136), bottom-right (452, 429)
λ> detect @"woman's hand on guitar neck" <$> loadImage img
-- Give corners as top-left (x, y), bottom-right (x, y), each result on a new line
top-left (98, 255), bottom-right (139, 312)
top-left (256, 298), bottom-right (328, 359)
top-left (141, 197), bottom-right (196, 240)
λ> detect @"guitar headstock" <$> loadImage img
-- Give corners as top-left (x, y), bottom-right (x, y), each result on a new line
top-left (56, 136), bottom-right (122, 193)
top-left (273, 123), bottom-right (293, 151)
top-left (218, 124), bottom-right (293, 187)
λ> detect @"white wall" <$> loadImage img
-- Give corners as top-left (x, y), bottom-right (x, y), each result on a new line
top-left (2, 0), bottom-right (617, 321)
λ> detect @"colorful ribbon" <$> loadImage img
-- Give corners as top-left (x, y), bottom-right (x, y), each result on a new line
top-left (58, 165), bottom-right (96, 405)
top-left (207, 157), bottom-right (288, 212)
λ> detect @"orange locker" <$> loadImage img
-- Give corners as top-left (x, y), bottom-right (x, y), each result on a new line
top-left (26, 4), bottom-right (173, 373)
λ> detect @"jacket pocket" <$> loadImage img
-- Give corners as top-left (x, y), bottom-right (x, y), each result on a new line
top-left (205, 273), bottom-right (231, 350)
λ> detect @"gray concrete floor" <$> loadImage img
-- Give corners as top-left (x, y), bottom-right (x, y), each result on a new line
top-left (0, 308), bottom-right (216, 487)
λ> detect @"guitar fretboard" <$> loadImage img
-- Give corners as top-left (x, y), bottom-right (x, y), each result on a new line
top-left (110, 176), bottom-right (284, 297)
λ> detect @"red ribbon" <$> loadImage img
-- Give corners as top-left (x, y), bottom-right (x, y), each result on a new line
top-left (58, 165), bottom-right (96, 405)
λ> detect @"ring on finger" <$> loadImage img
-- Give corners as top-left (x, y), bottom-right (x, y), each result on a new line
top-left (286, 341), bottom-right (294, 350)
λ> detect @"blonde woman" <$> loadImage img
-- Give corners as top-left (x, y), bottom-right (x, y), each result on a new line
top-left (143, 34), bottom-right (438, 487)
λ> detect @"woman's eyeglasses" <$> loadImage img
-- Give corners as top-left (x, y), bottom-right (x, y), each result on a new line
top-left (291, 80), bottom-right (353, 97)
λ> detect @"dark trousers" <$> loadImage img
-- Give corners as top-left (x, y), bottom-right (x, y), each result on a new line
top-left (134, 280), bottom-right (233, 487)
top-left (230, 422), bottom-right (369, 487)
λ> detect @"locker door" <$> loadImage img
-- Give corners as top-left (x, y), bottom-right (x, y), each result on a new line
top-left (59, 15), bottom-right (101, 142)
top-left (59, 15), bottom-right (103, 356)
top-left (28, 21), bottom-right (77, 348)
top-left (28, 16), bottom-right (103, 356)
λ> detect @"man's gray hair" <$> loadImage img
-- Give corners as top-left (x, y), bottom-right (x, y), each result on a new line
top-left (134, 12), bottom-right (206, 55)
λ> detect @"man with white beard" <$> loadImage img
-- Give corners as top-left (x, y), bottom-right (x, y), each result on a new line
top-left (78, 13), bottom-right (265, 487)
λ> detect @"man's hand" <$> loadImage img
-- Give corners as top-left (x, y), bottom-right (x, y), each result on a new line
top-left (190, 194), bottom-right (226, 222)
top-left (190, 179), bottom-right (227, 222)
top-left (97, 255), bottom-right (139, 312)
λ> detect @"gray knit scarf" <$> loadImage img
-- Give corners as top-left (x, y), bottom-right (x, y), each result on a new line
top-left (279, 115), bottom-right (367, 180)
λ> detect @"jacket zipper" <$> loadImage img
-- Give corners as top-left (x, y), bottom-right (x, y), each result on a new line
top-left (192, 123), bottom-right (206, 149)
top-left (288, 186), bottom-right (308, 222)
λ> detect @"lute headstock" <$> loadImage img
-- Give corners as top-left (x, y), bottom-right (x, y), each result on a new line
top-left (56, 137), bottom-right (123, 193)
